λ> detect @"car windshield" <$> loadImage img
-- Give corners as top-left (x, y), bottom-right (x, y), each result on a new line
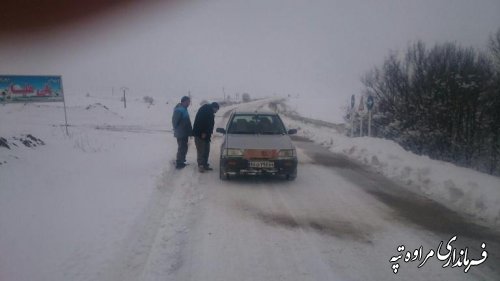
top-left (227, 114), bottom-right (286, 135)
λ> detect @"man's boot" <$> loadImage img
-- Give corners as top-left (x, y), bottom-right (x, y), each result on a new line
top-left (176, 162), bottom-right (187, 169)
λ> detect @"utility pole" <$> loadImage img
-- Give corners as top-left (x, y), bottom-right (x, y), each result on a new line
top-left (121, 87), bottom-right (128, 108)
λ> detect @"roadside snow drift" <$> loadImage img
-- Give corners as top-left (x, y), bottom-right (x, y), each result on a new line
top-left (277, 99), bottom-right (500, 228)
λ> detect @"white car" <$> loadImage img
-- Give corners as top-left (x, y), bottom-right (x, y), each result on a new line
top-left (216, 111), bottom-right (298, 180)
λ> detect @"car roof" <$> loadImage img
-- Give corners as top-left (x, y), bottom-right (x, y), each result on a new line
top-left (232, 110), bottom-right (278, 115)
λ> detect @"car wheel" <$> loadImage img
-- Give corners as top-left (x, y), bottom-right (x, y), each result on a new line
top-left (219, 163), bottom-right (229, 180)
top-left (219, 167), bottom-right (224, 180)
top-left (286, 169), bottom-right (297, 181)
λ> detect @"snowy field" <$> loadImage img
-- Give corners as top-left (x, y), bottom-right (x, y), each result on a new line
top-left (1, 95), bottom-right (499, 281)
top-left (283, 95), bottom-right (348, 124)
top-left (0, 95), bottom-right (174, 280)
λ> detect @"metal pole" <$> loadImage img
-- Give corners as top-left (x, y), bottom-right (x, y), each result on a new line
top-left (351, 109), bottom-right (354, 137)
top-left (121, 87), bottom-right (128, 108)
top-left (359, 114), bottom-right (363, 137)
top-left (60, 76), bottom-right (69, 136)
top-left (368, 110), bottom-right (372, 137)
top-left (350, 95), bottom-right (355, 137)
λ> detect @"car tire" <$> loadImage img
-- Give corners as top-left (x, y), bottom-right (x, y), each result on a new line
top-left (219, 162), bottom-right (229, 180)
top-left (286, 169), bottom-right (297, 181)
top-left (219, 167), bottom-right (224, 180)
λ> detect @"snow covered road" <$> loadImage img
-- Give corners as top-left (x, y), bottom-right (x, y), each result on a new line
top-left (109, 101), bottom-right (499, 281)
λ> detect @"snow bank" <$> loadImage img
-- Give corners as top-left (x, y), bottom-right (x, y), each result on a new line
top-left (276, 101), bottom-right (500, 228)
top-left (333, 137), bottom-right (500, 227)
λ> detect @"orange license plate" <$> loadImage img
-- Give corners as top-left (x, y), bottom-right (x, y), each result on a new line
top-left (244, 149), bottom-right (278, 159)
top-left (249, 161), bottom-right (274, 168)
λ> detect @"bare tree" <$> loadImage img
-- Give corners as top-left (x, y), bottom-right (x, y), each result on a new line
top-left (362, 40), bottom-right (498, 174)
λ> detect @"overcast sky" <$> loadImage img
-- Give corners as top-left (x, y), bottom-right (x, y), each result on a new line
top-left (1, 0), bottom-right (499, 105)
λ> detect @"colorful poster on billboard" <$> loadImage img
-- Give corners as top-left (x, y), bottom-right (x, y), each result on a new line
top-left (0, 75), bottom-right (64, 103)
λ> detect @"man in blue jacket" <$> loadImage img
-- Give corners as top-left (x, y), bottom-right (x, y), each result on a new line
top-left (172, 96), bottom-right (192, 169)
top-left (192, 102), bottom-right (219, 172)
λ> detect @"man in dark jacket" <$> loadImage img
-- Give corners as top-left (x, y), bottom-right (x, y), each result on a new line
top-left (172, 96), bottom-right (192, 169)
top-left (192, 102), bottom-right (219, 172)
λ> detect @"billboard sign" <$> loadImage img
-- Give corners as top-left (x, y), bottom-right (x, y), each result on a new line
top-left (0, 75), bottom-right (64, 103)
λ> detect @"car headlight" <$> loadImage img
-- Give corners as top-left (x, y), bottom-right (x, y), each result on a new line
top-left (223, 148), bottom-right (244, 157)
top-left (278, 149), bottom-right (296, 158)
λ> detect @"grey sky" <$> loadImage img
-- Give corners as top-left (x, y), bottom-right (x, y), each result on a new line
top-left (1, 0), bottom-right (499, 104)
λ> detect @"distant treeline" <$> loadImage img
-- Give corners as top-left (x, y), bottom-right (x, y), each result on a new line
top-left (359, 28), bottom-right (500, 175)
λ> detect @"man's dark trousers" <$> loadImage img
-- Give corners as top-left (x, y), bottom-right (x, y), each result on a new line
top-left (194, 136), bottom-right (210, 167)
top-left (176, 137), bottom-right (188, 165)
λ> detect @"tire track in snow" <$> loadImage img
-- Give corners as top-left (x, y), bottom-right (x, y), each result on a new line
top-left (102, 99), bottom-right (273, 281)
top-left (102, 161), bottom-right (204, 281)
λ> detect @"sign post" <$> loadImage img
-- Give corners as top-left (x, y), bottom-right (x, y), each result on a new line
top-left (366, 95), bottom-right (374, 137)
top-left (60, 78), bottom-right (69, 136)
top-left (0, 75), bottom-right (68, 135)
top-left (350, 95), bottom-right (355, 137)
top-left (358, 96), bottom-right (364, 137)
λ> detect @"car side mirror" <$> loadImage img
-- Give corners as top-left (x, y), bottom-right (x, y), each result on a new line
top-left (287, 129), bottom-right (297, 135)
top-left (216, 128), bottom-right (226, 134)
